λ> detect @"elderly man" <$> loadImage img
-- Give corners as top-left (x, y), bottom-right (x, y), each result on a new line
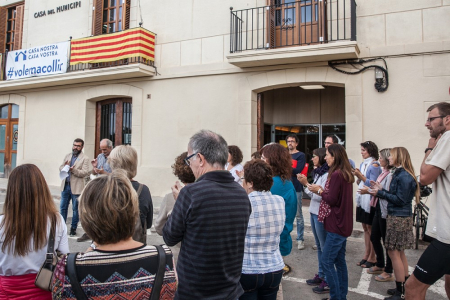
top-left (76, 138), bottom-right (113, 242)
top-left (163, 130), bottom-right (252, 300)
top-left (91, 139), bottom-right (113, 175)
top-left (59, 138), bottom-right (90, 237)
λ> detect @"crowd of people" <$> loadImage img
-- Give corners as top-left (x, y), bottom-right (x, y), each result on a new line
top-left (0, 102), bottom-right (450, 300)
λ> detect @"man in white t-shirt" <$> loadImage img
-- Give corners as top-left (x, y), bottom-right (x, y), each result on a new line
top-left (405, 102), bottom-right (450, 299)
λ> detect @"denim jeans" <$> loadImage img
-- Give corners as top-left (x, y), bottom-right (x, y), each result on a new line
top-left (239, 270), bottom-right (283, 300)
top-left (322, 231), bottom-right (348, 300)
top-left (310, 213), bottom-right (328, 279)
top-left (296, 191), bottom-right (304, 241)
top-left (60, 182), bottom-right (79, 230)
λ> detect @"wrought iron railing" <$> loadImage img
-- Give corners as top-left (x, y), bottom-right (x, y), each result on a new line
top-left (67, 56), bottom-right (154, 72)
top-left (230, 0), bottom-right (356, 53)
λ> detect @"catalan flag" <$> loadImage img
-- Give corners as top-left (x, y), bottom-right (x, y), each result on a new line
top-left (70, 27), bottom-right (155, 65)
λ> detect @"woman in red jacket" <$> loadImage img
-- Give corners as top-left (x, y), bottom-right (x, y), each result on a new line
top-left (308, 144), bottom-right (354, 300)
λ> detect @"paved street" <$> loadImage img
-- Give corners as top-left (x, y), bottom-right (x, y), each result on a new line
top-left (0, 191), bottom-right (447, 300)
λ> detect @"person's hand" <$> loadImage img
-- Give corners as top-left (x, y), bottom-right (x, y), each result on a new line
top-left (236, 170), bottom-right (244, 180)
top-left (297, 174), bottom-right (308, 186)
top-left (65, 160), bottom-right (70, 165)
top-left (94, 167), bottom-right (105, 175)
top-left (91, 158), bottom-right (98, 168)
top-left (171, 181), bottom-right (184, 200)
top-left (428, 133), bottom-right (442, 149)
top-left (370, 180), bottom-right (382, 190)
top-left (69, 166), bottom-right (74, 172)
top-left (307, 183), bottom-right (322, 194)
top-left (359, 186), bottom-right (370, 195)
top-left (354, 168), bottom-right (363, 180)
top-left (368, 188), bottom-right (378, 196)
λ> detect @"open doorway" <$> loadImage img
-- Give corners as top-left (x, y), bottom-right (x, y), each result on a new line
top-left (257, 86), bottom-right (346, 159)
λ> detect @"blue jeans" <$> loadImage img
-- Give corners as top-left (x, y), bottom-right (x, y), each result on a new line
top-left (296, 191), bottom-right (304, 241)
top-left (322, 232), bottom-right (348, 300)
top-left (310, 213), bottom-right (327, 279)
top-left (60, 182), bottom-right (79, 229)
top-left (239, 270), bottom-right (283, 300)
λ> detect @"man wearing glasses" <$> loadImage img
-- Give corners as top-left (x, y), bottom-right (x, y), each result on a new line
top-left (286, 134), bottom-right (306, 250)
top-left (59, 138), bottom-right (90, 237)
top-left (405, 102), bottom-right (450, 299)
top-left (163, 130), bottom-right (252, 300)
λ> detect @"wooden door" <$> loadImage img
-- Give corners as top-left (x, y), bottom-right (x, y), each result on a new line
top-left (95, 98), bottom-right (132, 157)
top-left (0, 104), bottom-right (19, 177)
top-left (268, 0), bottom-right (326, 48)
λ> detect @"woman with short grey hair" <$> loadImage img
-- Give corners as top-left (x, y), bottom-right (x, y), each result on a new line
top-left (108, 145), bottom-right (153, 243)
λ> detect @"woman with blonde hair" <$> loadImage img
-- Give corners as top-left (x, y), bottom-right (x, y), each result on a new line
top-left (369, 147), bottom-right (420, 300)
top-left (52, 171), bottom-right (177, 298)
top-left (0, 164), bottom-right (69, 299)
top-left (108, 145), bottom-right (153, 244)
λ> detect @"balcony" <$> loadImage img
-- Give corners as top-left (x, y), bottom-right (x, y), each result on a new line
top-left (0, 27), bottom-right (156, 92)
top-left (227, 0), bottom-right (359, 67)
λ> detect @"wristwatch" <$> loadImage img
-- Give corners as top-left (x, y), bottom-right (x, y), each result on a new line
top-left (425, 148), bottom-right (433, 153)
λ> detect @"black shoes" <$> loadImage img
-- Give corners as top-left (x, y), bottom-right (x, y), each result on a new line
top-left (77, 232), bottom-right (91, 242)
top-left (69, 227), bottom-right (77, 237)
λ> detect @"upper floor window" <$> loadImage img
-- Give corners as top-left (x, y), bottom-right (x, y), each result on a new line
top-left (0, 3), bottom-right (24, 53)
top-left (93, 0), bottom-right (130, 36)
top-left (103, 0), bottom-right (124, 34)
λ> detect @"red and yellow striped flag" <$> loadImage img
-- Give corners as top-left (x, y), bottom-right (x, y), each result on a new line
top-left (70, 27), bottom-right (155, 65)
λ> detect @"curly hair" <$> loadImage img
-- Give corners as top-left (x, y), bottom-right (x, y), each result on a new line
top-left (243, 159), bottom-right (273, 191)
top-left (360, 141), bottom-right (379, 160)
top-left (228, 145), bottom-right (243, 166)
top-left (251, 151), bottom-right (261, 160)
top-left (172, 152), bottom-right (195, 184)
top-left (259, 143), bottom-right (292, 181)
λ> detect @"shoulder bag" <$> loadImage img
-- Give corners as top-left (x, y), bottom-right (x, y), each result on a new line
top-left (67, 245), bottom-right (167, 300)
top-left (35, 216), bottom-right (61, 291)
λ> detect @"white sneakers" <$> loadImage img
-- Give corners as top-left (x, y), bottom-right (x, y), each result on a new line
top-left (297, 240), bottom-right (305, 250)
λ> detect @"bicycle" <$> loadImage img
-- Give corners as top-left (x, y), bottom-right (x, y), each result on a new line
top-left (412, 183), bottom-right (432, 250)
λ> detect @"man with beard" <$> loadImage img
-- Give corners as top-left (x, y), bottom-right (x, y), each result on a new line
top-left (286, 134), bottom-right (306, 250)
top-left (405, 102), bottom-right (450, 299)
top-left (59, 138), bottom-right (90, 236)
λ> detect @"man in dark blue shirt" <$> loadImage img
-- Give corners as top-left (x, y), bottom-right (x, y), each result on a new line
top-left (286, 134), bottom-right (306, 250)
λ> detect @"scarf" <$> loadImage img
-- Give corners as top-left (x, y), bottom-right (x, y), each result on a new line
top-left (370, 169), bottom-right (390, 207)
top-left (312, 163), bottom-right (329, 180)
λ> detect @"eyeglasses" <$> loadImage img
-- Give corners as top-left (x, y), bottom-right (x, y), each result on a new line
top-left (426, 115), bottom-right (446, 123)
top-left (73, 144), bottom-right (82, 148)
top-left (184, 152), bottom-right (198, 166)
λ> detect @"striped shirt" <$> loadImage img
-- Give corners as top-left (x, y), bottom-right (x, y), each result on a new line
top-left (51, 245), bottom-right (177, 299)
top-left (242, 191), bottom-right (285, 274)
top-left (163, 170), bottom-right (252, 300)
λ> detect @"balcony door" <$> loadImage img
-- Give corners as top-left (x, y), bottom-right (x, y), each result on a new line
top-left (269, 0), bottom-right (326, 48)
top-left (95, 98), bottom-right (132, 157)
top-left (0, 104), bottom-right (19, 178)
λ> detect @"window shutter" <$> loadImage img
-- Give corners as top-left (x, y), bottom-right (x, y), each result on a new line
top-left (0, 7), bottom-right (7, 53)
top-left (13, 5), bottom-right (24, 50)
top-left (124, 0), bottom-right (131, 29)
top-left (92, 0), bottom-right (104, 36)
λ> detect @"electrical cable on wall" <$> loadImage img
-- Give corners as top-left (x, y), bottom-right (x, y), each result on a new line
top-left (138, 0), bottom-right (143, 26)
top-left (329, 58), bottom-right (389, 92)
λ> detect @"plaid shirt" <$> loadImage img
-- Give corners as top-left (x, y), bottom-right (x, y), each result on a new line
top-left (242, 191), bottom-right (286, 274)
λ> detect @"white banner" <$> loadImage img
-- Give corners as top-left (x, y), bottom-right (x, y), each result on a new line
top-left (6, 41), bottom-right (69, 80)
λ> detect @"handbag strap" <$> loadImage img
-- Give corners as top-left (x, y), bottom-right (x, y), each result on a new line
top-left (137, 183), bottom-right (144, 196)
top-left (67, 253), bottom-right (88, 300)
top-left (45, 216), bottom-right (56, 265)
top-left (149, 245), bottom-right (166, 300)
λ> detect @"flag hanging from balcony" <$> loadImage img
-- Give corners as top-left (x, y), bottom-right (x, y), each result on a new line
top-left (70, 27), bottom-right (155, 65)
